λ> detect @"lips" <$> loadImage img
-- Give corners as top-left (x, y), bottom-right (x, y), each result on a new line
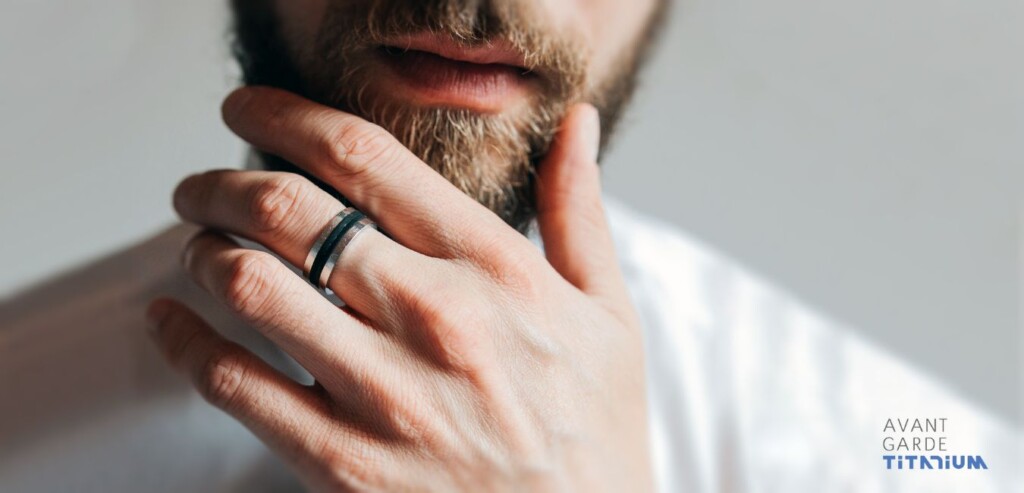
top-left (382, 32), bottom-right (531, 70)
top-left (372, 33), bottom-right (537, 113)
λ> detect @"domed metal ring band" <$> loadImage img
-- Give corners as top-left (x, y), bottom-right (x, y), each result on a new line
top-left (303, 208), bottom-right (378, 290)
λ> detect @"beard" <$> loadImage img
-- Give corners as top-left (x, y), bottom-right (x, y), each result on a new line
top-left (231, 0), bottom-right (666, 232)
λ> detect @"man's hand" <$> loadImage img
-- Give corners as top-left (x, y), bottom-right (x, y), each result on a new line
top-left (147, 87), bottom-right (653, 492)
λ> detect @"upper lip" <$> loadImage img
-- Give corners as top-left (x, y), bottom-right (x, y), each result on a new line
top-left (381, 33), bottom-right (530, 70)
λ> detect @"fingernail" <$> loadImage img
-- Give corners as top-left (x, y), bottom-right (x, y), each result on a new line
top-left (181, 241), bottom-right (193, 270)
top-left (583, 105), bottom-right (602, 164)
top-left (180, 231), bottom-right (201, 270)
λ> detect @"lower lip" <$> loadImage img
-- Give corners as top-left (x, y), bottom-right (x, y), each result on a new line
top-left (374, 47), bottom-right (534, 113)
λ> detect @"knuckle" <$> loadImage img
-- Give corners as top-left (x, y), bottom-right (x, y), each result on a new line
top-left (319, 438), bottom-right (386, 491)
top-left (408, 289), bottom-right (490, 371)
top-left (196, 349), bottom-right (251, 411)
top-left (496, 245), bottom-right (543, 278)
top-left (323, 120), bottom-right (397, 179)
top-left (473, 244), bottom-right (547, 300)
top-left (223, 252), bottom-right (279, 321)
top-left (377, 389), bottom-right (442, 447)
top-left (248, 176), bottom-right (310, 233)
top-left (469, 228), bottom-right (539, 269)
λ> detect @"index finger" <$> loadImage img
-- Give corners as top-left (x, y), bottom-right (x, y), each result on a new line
top-left (221, 86), bottom-right (527, 261)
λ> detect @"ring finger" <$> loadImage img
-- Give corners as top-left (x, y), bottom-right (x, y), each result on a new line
top-left (173, 169), bottom-right (429, 325)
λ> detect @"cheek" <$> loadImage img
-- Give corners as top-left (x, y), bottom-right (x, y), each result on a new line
top-left (567, 0), bottom-right (658, 91)
top-left (273, 0), bottom-right (329, 63)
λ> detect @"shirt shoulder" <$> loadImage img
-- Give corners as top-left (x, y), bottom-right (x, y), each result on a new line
top-left (602, 198), bottom-right (1021, 492)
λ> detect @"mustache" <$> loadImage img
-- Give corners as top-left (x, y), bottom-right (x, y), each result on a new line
top-left (315, 0), bottom-right (587, 94)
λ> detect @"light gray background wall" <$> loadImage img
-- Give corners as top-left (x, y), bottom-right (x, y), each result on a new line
top-left (1, 1), bottom-right (1020, 422)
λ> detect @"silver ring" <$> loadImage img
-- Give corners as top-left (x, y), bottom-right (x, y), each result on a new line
top-left (303, 207), bottom-right (357, 278)
top-left (317, 216), bottom-right (377, 289)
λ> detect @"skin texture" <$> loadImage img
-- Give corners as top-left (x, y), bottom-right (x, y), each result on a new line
top-left (150, 0), bottom-right (661, 490)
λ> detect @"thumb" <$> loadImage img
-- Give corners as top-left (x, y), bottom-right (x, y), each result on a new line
top-left (536, 104), bottom-right (627, 303)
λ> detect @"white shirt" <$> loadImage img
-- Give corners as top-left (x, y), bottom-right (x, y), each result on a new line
top-left (0, 200), bottom-right (1019, 492)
